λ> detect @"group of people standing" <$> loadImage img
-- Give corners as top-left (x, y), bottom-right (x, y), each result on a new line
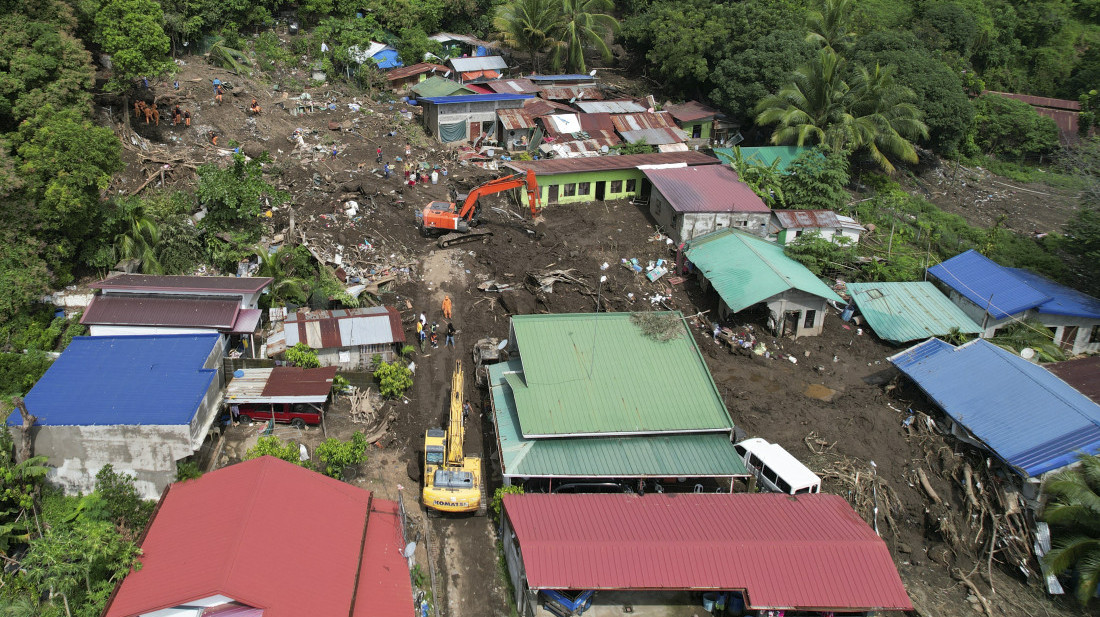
top-left (416, 295), bottom-right (456, 350)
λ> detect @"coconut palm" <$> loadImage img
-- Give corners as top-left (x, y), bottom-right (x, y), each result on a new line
top-left (550, 0), bottom-right (618, 74)
top-left (846, 63), bottom-right (929, 173)
top-left (113, 204), bottom-right (163, 274)
top-left (989, 319), bottom-right (1066, 362)
top-left (805, 0), bottom-right (856, 51)
top-left (254, 245), bottom-right (308, 307)
top-left (1042, 453), bottom-right (1100, 606)
top-left (716, 147), bottom-right (787, 208)
top-left (492, 0), bottom-right (562, 74)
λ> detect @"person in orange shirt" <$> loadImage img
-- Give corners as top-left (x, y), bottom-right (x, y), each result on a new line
top-left (442, 295), bottom-right (452, 319)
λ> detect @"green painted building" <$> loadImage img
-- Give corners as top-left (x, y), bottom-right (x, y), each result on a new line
top-left (504, 151), bottom-right (721, 208)
top-left (664, 100), bottom-right (726, 141)
top-left (488, 312), bottom-right (748, 488)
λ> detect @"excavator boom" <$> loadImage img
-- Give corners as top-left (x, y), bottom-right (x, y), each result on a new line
top-left (445, 361), bottom-right (465, 467)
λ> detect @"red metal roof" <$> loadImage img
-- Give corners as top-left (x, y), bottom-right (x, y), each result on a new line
top-left (386, 63), bottom-right (449, 81)
top-left (230, 308), bottom-right (263, 334)
top-left (498, 108), bottom-right (536, 130)
top-left (505, 151), bottom-right (719, 175)
top-left (81, 294), bottom-right (241, 329)
top-left (261, 366), bottom-right (339, 397)
top-left (523, 98), bottom-right (574, 116)
top-left (610, 112), bottom-right (677, 131)
top-left (643, 165), bottom-right (770, 213)
top-left (104, 457), bottom-right (413, 617)
top-left (503, 493), bottom-right (912, 612)
top-left (465, 83), bottom-right (493, 93)
top-left (93, 274), bottom-right (272, 294)
top-left (773, 209), bottom-right (842, 229)
top-left (663, 100), bottom-right (721, 123)
top-left (1048, 356), bottom-right (1100, 406)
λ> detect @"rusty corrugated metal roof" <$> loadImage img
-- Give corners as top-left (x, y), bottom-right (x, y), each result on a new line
top-left (502, 493), bottom-right (913, 611)
top-left (497, 108), bottom-right (535, 129)
top-left (575, 100), bottom-right (646, 114)
top-left (81, 294), bottom-right (240, 329)
top-left (523, 97), bottom-right (574, 116)
top-left (663, 100), bottom-right (721, 123)
top-left (285, 306), bottom-right (405, 349)
top-left (1048, 356), bottom-right (1100, 406)
top-left (538, 86), bottom-right (603, 101)
top-left (773, 209), bottom-right (842, 229)
top-left (643, 165), bottom-right (769, 213)
top-left (385, 63), bottom-right (448, 81)
top-left (485, 78), bottom-right (538, 94)
top-left (504, 151), bottom-right (720, 175)
top-left (611, 112), bottom-right (676, 131)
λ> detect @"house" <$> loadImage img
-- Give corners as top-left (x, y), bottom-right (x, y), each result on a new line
top-left (535, 112), bottom-right (620, 157)
top-left (8, 334), bottom-right (223, 499)
top-left (410, 75), bottom-right (474, 99)
top-left (927, 249), bottom-right (1100, 354)
top-left (537, 85), bottom-right (603, 101)
top-left (488, 312), bottom-right (748, 491)
top-left (500, 493), bottom-right (913, 616)
top-left (1048, 356), bottom-right (1100, 406)
top-left (447, 56), bottom-right (508, 83)
top-left (574, 99), bottom-right (647, 114)
top-left (845, 282), bottom-right (983, 344)
top-left (484, 78), bottom-right (539, 95)
top-left (889, 338), bottom-right (1100, 498)
top-left (496, 108), bottom-right (537, 151)
top-left (663, 100), bottom-right (727, 142)
top-left (641, 165), bottom-right (771, 242)
top-left (611, 112), bottom-right (688, 151)
top-left (91, 274), bottom-right (273, 309)
top-left (386, 62), bottom-right (450, 91)
top-left (770, 209), bottom-right (865, 245)
top-left (528, 74), bottom-right (598, 87)
top-left (430, 32), bottom-right (497, 57)
top-left (985, 91), bottom-right (1087, 145)
top-left (713, 145), bottom-right (812, 173)
top-left (504, 151), bottom-right (721, 208)
top-left (268, 306), bottom-right (405, 368)
top-left (349, 41), bottom-right (402, 70)
top-left (685, 229), bottom-right (843, 336)
top-left (103, 456), bottom-right (413, 617)
top-left (420, 93), bottom-right (532, 143)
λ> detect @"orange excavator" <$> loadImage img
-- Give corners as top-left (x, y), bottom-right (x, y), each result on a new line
top-left (416, 169), bottom-right (541, 248)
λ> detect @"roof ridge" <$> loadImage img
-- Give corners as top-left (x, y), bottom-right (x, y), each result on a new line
top-left (739, 233), bottom-right (798, 288)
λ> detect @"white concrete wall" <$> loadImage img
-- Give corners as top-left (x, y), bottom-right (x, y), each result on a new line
top-left (315, 344), bottom-right (398, 370)
top-left (650, 192), bottom-right (769, 242)
top-left (88, 325), bottom-right (221, 337)
top-left (715, 288), bottom-right (831, 337)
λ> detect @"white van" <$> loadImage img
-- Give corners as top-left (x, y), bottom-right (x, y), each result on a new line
top-left (734, 438), bottom-right (821, 495)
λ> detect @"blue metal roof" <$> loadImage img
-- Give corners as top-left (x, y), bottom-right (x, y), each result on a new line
top-left (1008, 268), bottom-right (1100, 319)
top-left (889, 338), bottom-right (1100, 477)
top-left (419, 93), bottom-right (533, 104)
top-left (927, 250), bottom-right (1051, 319)
top-left (9, 334), bottom-right (220, 427)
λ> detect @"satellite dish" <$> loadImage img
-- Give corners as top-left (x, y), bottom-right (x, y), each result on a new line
top-left (1020, 348), bottom-right (1036, 361)
top-left (589, 69), bottom-right (597, 77)
top-left (443, 70), bottom-right (451, 78)
top-left (496, 339), bottom-right (509, 350)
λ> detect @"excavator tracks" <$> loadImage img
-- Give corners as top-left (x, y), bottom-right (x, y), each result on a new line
top-left (437, 229), bottom-right (493, 248)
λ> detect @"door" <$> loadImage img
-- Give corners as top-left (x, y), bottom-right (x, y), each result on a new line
top-left (595, 181), bottom-right (606, 201)
top-left (692, 124), bottom-right (702, 139)
top-left (1060, 325), bottom-right (1079, 351)
top-left (548, 184), bottom-right (559, 204)
top-left (469, 121), bottom-right (480, 141)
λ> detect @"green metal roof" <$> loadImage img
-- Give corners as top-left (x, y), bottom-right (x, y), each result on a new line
top-left (846, 282), bottom-right (983, 344)
top-left (489, 360), bottom-right (748, 479)
top-left (410, 76), bottom-right (473, 98)
top-left (713, 146), bottom-right (812, 174)
top-left (685, 229), bottom-right (843, 312)
top-left (508, 312), bottom-right (733, 437)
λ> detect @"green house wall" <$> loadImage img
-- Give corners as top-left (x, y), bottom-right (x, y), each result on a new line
top-left (521, 168), bottom-right (649, 207)
top-left (681, 120), bottom-right (712, 140)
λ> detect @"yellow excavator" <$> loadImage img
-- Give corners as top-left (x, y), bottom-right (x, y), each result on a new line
top-left (422, 360), bottom-right (485, 515)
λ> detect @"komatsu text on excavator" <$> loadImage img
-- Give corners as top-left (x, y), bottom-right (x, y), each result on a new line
top-left (422, 360), bottom-right (486, 515)
top-left (415, 169), bottom-right (540, 248)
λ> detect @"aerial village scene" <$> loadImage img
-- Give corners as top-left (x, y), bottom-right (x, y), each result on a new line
top-left (3, 0), bottom-right (1100, 616)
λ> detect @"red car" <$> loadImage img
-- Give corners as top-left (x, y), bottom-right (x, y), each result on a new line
top-left (235, 403), bottom-right (322, 428)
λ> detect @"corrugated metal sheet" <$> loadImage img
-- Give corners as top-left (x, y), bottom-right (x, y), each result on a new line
top-left (984, 91), bottom-right (1080, 110)
top-left (539, 86), bottom-right (603, 101)
top-left (497, 108), bottom-right (535, 130)
top-left (663, 100), bottom-right (720, 123)
top-left (611, 112), bottom-right (676, 131)
top-left (890, 338), bottom-right (1100, 477)
top-left (643, 165), bottom-right (769, 213)
top-left (523, 97), bottom-right (574, 116)
top-left (489, 360), bottom-right (746, 478)
top-left (410, 76), bottom-right (473, 98)
top-left (485, 78), bottom-right (538, 94)
top-left (93, 274), bottom-right (272, 294)
top-left (104, 457), bottom-right (413, 617)
top-left (618, 127), bottom-right (685, 145)
top-left (507, 312), bottom-right (733, 437)
top-left (504, 151), bottom-right (720, 175)
top-left (773, 209), bottom-right (841, 229)
top-left (81, 294), bottom-right (240, 329)
top-left (685, 229), bottom-right (842, 313)
top-left (529, 74), bottom-right (597, 83)
top-left (285, 306), bottom-right (405, 349)
top-left (447, 56), bottom-right (508, 72)
top-left (419, 92), bottom-right (532, 105)
top-left (927, 250), bottom-right (1052, 319)
top-left (1048, 356), bottom-right (1100, 406)
top-left (262, 366), bottom-right (338, 398)
top-left (430, 32), bottom-right (494, 48)
top-left (1008, 268), bottom-right (1100, 319)
top-left (354, 500), bottom-right (416, 617)
top-left (502, 493), bottom-right (913, 611)
top-left (12, 334), bottom-right (219, 427)
top-left (575, 100), bottom-right (646, 114)
top-left (385, 62), bottom-right (449, 81)
top-left (230, 308), bottom-right (262, 334)
top-left (846, 282), bottom-right (983, 344)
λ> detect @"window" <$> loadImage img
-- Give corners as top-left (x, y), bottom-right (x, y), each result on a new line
top-left (610, 180), bottom-right (623, 193)
top-left (562, 183), bottom-right (576, 197)
top-left (804, 310), bottom-right (817, 328)
top-left (762, 465), bottom-right (778, 484)
top-left (578, 182), bottom-right (591, 195)
top-left (1092, 325), bottom-right (1100, 344)
top-left (736, 220), bottom-right (748, 227)
top-left (626, 179), bottom-right (637, 193)
top-left (692, 124), bottom-right (702, 139)
top-left (775, 477), bottom-right (792, 494)
top-left (747, 454), bottom-right (762, 469)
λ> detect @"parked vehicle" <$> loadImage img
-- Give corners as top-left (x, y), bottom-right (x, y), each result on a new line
top-left (734, 438), bottom-right (821, 495)
top-left (540, 589), bottom-right (595, 617)
top-left (235, 402), bottom-right (322, 428)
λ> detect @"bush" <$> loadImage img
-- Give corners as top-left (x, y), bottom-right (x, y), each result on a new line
top-left (373, 360), bottom-right (413, 398)
top-left (970, 94), bottom-right (1060, 161)
top-left (0, 351), bottom-right (53, 398)
top-left (315, 432), bottom-right (368, 479)
top-left (175, 460), bottom-right (202, 482)
top-left (286, 343), bottom-right (320, 368)
top-left (491, 485), bottom-right (524, 521)
top-left (245, 435), bottom-right (311, 467)
top-left (781, 146), bottom-right (851, 210)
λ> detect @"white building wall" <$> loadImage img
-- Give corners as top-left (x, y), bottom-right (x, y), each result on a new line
top-left (88, 325), bottom-right (221, 337)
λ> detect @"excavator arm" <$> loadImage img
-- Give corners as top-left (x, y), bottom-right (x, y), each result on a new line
top-left (455, 169), bottom-right (541, 221)
top-left (445, 360), bottom-right (465, 467)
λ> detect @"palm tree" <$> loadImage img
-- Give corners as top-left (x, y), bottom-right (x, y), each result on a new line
top-left (254, 245), bottom-right (308, 307)
top-left (1042, 454), bottom-right (1100, 606)
top-left (550, 0), bottom-right (618, 74)
top-left (847, 63), bottom-right (929, 173)
top-left (989, 319), bottom-right (1066, 362)
top-left (805, 0), bottom-right (856, 52)
top-left (492, 0), bottom-right (561, 73)
top-left (716, 147), bottom-right (787, 208)
top-left (113, 204), bottom-right (163, 274)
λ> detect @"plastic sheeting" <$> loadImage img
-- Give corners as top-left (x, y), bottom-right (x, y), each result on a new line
top-left (439, 120), bottom-right (467, 143)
